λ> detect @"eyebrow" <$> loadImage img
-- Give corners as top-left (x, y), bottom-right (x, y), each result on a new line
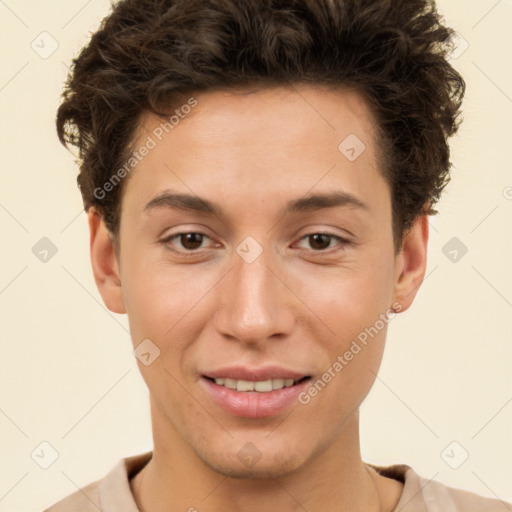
top-left (143, 189), bottom-right (367, 219)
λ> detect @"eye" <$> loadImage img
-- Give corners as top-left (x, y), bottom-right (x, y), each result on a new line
top-left (160, 231), bottom-right (349, 255)
top-left (296, 232), bottom-right (349, 252)
top-left (160, 232), bottom-right (216, 253)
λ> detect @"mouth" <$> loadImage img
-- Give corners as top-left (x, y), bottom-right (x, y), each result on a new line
top-left (203, 375), bottom-right (311, 392)
top-left (200, 375), bottom-right (312, 418)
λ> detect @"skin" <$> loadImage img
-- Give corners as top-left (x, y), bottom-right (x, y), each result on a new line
top-left (89, 84), bottom-right (428, 512)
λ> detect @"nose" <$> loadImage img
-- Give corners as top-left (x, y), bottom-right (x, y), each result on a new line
top-left (213, 244), bottom-right (295, 347)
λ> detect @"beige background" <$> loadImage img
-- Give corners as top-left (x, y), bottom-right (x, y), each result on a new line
top-left (1, 1), bottom-right (511, 510)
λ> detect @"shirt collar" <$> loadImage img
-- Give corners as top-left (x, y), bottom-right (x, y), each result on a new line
top-left (99, 451), bottom-right (152, 511)
top-left (98, 452), bottom-right (427, 512)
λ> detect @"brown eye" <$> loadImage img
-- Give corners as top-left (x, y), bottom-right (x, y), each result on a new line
top-left (160, 232), bottom-right (213, 253)
top-left (308, 233), bottom-right (333, 251)
top-left (295, 232), bottom-right (349, 253)
top-left (178, 233), bottom-right (205, 250)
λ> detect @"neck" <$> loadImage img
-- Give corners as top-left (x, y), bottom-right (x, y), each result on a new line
top-left (131, 399), bottom-right (401, 512)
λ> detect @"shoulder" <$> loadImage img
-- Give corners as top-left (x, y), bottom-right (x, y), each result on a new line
top-left (40, 451), bottom-right (152, 512)
top-left (420, 474), bottom-right (510, 512)
top-left (41, 479), bottom-right (101, 512)
top-left (368, 462), bottom-right (511, 512)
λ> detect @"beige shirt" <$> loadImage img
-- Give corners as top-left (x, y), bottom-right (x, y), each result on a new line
top-left (42, 451), bottom-right (510, 511)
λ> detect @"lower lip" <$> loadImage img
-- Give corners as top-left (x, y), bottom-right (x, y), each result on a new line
top-left (200, 377), bottom-right (311, 418)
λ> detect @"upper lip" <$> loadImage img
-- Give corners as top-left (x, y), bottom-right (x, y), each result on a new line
top-left (202, 365), bottom-right (310, 381)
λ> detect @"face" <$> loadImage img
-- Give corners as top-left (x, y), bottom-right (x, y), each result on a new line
top-left (90, 85), bottom-right (427, 478)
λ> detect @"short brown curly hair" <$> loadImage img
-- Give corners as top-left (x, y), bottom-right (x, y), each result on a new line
top-left (56, 0), bottom-right (465, 251)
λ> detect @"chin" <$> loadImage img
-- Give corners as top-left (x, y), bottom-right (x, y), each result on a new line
top-left (198, 443), bottom-right (307, 480)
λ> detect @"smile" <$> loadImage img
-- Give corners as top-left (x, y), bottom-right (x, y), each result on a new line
top-left (206, 376), bottom-right (310, 392)
top-left (201, 376), bottom-right (312, 418)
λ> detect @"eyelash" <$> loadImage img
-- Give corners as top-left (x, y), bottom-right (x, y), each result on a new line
top-left (159, 231), bottom-right (350, 256)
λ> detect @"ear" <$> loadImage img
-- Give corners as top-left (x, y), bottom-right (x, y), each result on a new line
top-left (88, 208), bottom-right (126, 314)
top-left (391, 215), bottom-right (429, 313)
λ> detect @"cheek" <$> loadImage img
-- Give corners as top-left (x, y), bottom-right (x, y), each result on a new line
top-left (121, 254), bottom-right (210, 343)
top-left (293, 258), bottom-right (395, 407)
top-left (121, 259), bottom-right (224, 398)
top-left (294, 255), bottom-right (395, 339)
top-left (333, 268), bottom-right (394, 364)
top-left (121, 260), bottom-right (207, 412)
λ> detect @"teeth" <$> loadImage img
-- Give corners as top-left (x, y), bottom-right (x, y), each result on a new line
top-left (237, 380), bottom-right (255, 391)
top-left (213, 377), bottom-right (299, 392)
top-left (272, 378), bottom-right (284, 389)
top-left (224, 378), bottom-right (237, 390)
top-left (254, 380), bottom-right (272, 392)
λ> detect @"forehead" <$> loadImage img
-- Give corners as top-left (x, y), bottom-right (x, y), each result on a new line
top-left (135, 85), bottom-right (378, 154)
top-left (122, 85), bottom-right (386, 217)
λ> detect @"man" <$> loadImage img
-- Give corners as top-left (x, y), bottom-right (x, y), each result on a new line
top-left (46, 0), bottom-right (508, 510)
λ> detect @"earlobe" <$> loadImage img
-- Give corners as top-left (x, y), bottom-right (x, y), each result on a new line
top-left (88, 209), bottom-right (126, 314)
top-left (391, 215), bottom-right (429, 313)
